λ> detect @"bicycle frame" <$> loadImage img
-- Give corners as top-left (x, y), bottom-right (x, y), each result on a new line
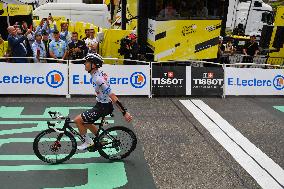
top-left (48, 115), bottom-right (112, 144)
top-left (34, 111), bottom-right (137, 163)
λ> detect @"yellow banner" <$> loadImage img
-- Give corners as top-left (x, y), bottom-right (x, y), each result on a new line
top-left (100, 29), bottom-right (133, 64)
top-left (104, 0), bottom-right (111, 5)
top-left (0, 3), bottom-right (8, 16)
top-left (0, 41), bottom-right (9, 57)
top-left (126, 0), bottom-right (138, 30)
top-left (0, 3), bottom-right (32, 16)
top-left (7, 4), bottom-right (32, 16)
top-left (149, 19), bottom-right (221, 61)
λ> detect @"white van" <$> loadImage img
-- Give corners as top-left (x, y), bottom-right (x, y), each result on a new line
top-left (226, 0), bottom-right (273, 36)
top-left (33, 3), bottom-right (111, 28)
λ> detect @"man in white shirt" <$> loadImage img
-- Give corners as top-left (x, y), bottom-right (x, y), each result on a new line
top-left (84, 29), bottom-right (98, 53)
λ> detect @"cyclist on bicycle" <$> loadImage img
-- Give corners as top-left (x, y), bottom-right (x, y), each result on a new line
top-left (74, 53), bottom-right (133, 150)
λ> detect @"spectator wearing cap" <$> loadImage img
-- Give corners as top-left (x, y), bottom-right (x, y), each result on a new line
top-left (118, 33), bottom-right (139, 64)
top-left (32, 33), bottom-right (46, 63)
top-left (68, 32), bottom-right (88, 64)
top-left (7, 26), bottom-right (32, 63)
top-left (243, 35), bottom-right (259, 63)
top-left (49, 30), bottom-right (67, 63)
top-left (42, 30), bottom-right (52, 62)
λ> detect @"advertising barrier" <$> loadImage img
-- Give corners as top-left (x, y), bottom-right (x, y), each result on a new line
top-left (152, 65), bottom-right (187, 96)
top-left (0, 63), bottom-right (68, 95)
top-left (0, 61), bottom-right (283, 97)
top-left (225, 68), bottom-right (284, 95)
top-left (191, 67), bottom-right (224, 96)
top-left (69, 64), bottom-right (150, 95)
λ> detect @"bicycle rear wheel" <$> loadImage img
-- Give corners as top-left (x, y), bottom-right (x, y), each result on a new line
top-left (98, 126), bottom-right (137, 160)
top-left (33, 129), bottom-right (77, 164)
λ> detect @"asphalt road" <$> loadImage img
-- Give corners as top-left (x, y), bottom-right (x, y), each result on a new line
top-left (0, 96), bottom-right (283, 189)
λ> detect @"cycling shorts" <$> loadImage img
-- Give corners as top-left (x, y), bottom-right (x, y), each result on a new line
top-left (81, 102), bottom-right (113, 123)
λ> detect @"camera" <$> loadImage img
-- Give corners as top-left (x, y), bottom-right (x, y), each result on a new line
top-left (118, 37), bottom-right (132, 55)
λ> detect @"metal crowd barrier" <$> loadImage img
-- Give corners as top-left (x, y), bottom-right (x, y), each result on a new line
top-left (0, 57), bottom-right (151, 65)
top-left (0, 55), bottom-right (283, 66)
top-left (225, 54), bottom-right (284, 67)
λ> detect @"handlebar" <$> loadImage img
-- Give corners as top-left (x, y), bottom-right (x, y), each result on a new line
top-left (47, 111), bottom-right (69, 133)
top-left (48, 111), bottom-right (66, 119)
top-left (48, 111), bottom-right (56, 117)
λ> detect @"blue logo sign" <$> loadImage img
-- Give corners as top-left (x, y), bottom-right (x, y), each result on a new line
top-left (46, 70), bottom-right (64, 88)
top-left (130, 72), bottom-right (146, 88)
top-left (273, 75), bottom-right (284, 90)
top-left (73, 72), bottom-right (147, 89)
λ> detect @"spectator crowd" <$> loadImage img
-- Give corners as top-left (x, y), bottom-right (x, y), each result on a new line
top-left (1, 15), bottom-right (261, 65)
top-left (217, 34), bottom-right (259, 65)
top-left (2, 15), bottom-right (100, 64)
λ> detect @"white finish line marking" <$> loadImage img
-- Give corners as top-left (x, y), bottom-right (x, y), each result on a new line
top-left (180, 100), bottom-right (284, 189)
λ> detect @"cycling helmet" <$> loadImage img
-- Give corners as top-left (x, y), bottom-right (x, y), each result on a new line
top-left (84, 53), bottom-right (104, 69)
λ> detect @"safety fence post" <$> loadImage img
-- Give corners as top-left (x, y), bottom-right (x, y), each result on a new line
top-left (149, 61), bottom-right (153, 98)
top-left (66, 59), bottom-right (71, 99)
top-left (222, 63), bottom-right (226, 99)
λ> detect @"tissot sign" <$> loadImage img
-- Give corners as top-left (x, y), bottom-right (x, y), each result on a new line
top-left (191, 67), bottom-right (224, 95)
top-left (152, 65), bottom-right (186, 96)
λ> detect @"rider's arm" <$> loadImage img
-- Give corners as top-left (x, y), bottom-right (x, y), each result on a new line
top-left (96, 78), bottom-right (132, 122)
top-left (109, 93), bottom-right (127, 115)
top-left (109, 93), bottom-right (132, 122)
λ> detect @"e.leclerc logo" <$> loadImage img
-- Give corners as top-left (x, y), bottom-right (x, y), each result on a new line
top-left (228, 75), bottom-right (284, 91)
top-left (73, 72), bottom-right (146, 88)
top-left (273, 75), bottom-right (284, 90)
top-left (0, 70), bottom-right (64, 88)
top-left (46, 70), bottom-right (64, 88)
top-left (130, 72), bottom-right (146, 88)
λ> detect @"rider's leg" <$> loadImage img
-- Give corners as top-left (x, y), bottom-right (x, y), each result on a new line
top-left (74, 114), bottom-right (94, 150)
top-left (84, 124), bottom-right (98, 135)
top-left (75, 103), bottom-right (112, 150)
top-left (74, 114), bottom-right (87, 135)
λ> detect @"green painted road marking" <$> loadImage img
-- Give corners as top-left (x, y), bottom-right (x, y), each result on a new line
top-left (273, 106), bottom-right (284, 113)
top-left (0, 106), bottom-right (127, 189)
top-left (0, 162), bottom-right (128, 189)
top-left (0, 137), bottom-right (102, 159)
top-left (0, 153), bottom-right (101, 160)
top-left (0, 121), bottom-right (47, 136)
top-left (0, 106), bottom-right (92, 118)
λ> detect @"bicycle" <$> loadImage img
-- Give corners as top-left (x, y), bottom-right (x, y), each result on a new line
top-left (33, 111), bottom-right (137, 164)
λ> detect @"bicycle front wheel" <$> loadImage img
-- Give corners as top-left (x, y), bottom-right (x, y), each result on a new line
top-left (33, 129), bottom-right (77, 164)
top-left (98, 126), bottom-right (137, 160)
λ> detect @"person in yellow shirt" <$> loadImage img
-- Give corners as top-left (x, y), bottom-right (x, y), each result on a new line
top-left (0, 35), bottom-right (9, 60)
